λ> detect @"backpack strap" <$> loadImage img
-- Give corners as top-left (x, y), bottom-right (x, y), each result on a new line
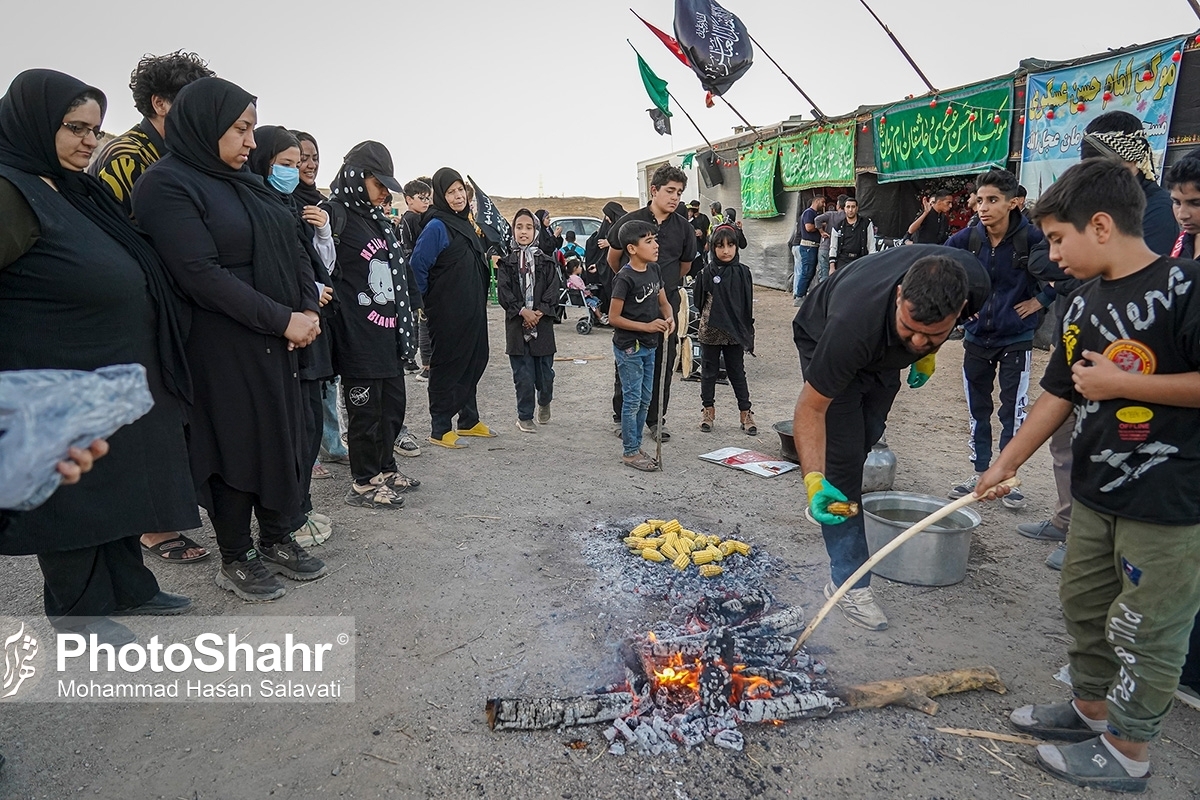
top-left (967, 224), bottom-right (983, 259)
top-left (321, 202), bottom-right (347, 243)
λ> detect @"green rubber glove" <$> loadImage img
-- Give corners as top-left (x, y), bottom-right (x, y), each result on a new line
top-left (804, 471), bottom-right (850, 526)
top-left (907, 353), bottom-right (936, 389)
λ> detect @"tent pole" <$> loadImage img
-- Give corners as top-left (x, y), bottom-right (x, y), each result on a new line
top-left (858, 0), bottom-right (937, 94)
top-left (746, 32), bottom-right (827, 121)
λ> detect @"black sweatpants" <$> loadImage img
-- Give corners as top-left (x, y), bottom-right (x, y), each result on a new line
top-left (290, 379), bottom-right (323, 530)
top-left (962, 343), bottom-right (1032, 472)
top-left (612, 293), bottom-right (679, 426)
top-left (207, 476), bottom-right (295, 564)
top-left (800, 363), bottom-right (901, 590)
top-left (418, 314), bottom-right (432, 368)
top-left (343, 375), bottom-right (405, 485)
top-left (37, 536), bottom-right (159, 621)
top-left (700, 344), bottom-right (750, 411)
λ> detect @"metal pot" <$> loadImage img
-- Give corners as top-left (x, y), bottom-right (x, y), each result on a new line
top-left (862, 491), bottom-right (981, 586)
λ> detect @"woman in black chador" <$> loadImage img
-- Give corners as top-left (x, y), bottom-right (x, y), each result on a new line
top-left (133, 77), bottom-right (327, 602)
top-left (409, 167), bottom-right (495, 448)
top-left (0, 69), bottom-right (198, 643)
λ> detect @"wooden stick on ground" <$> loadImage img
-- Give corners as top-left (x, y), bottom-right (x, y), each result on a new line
top-left (934, 727), bottom-right (1040, 746)
top-left (785, 478), bottom-right (1020, 661)
top-left (835, 666), bottom-right (1007, 716)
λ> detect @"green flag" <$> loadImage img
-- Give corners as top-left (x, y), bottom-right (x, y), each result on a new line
top-left (636, 51), bottom-right (672, 117)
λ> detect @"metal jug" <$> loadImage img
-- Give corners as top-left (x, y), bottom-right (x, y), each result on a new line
top-left (862, 432), bottom-right (897, 493)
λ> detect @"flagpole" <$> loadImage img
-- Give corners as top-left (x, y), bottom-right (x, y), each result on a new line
top-left (857, 0), bottom-right (937, 94)
top-left (745, 32), bottom-right (827, 121)
top-left (665, 88), bottom-right (716, 152)
top-left (1187, 0), bottom-right (1200, 20)
top-left (717, 96), bottom-right (762, 139)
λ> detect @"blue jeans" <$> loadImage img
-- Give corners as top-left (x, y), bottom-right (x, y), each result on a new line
top-left (613, 343), bottom-right (657, 456)
top-left (320, 378), bottom-right (347, 458)
top-left (509, 347), bottom-right (555, 421)
top-left (816, 248), bottom-right (831, 284)
top-left (793, 244), bottom-right (818, 298)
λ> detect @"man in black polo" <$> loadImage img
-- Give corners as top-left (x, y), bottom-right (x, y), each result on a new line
top-left (687, 199), bottom-right (711, 272)
top-left (792, 246), bottom-right (989, 630)
top-left (906, 189), bottom-right (953, 244)
top-left (608, 164), bottom-right (697, 441)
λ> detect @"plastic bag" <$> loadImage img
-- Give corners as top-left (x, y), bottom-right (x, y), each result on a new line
top-left (0, 364), bottom-right (153, 510)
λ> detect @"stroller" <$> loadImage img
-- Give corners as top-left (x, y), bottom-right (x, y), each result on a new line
top-left (556, 257), bottom-right (608, 334)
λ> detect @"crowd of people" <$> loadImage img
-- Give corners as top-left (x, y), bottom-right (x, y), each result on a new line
top-left (0, 49), bottom-right (1197, 794)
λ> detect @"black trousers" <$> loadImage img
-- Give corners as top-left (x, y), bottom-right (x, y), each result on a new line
top-left (800, 363), bottom-right (901, 590)
top-left (700, 344), bottom-right (750, 410)
top-left (207, 475), bottom-right (294, 563)
top-left (343, 375), bottom-right (405, 484)
top-left (430, 390), bottom-right (480, 439)
top-left (418, 315), bottom-right (432, 368)
top-left (290, 379), bottom-right (324, 529)
top-left (37, 536), bottom-right (159, 620)
top-left (612, 294), bottom-right (680, 426)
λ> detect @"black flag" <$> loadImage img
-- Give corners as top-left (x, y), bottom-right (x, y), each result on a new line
top-left (467, 175), bottom-right (511, 256)
top-left (649, 108), bottom-right (672, 135)
top-left (672, 0), bottom-right (754, 97)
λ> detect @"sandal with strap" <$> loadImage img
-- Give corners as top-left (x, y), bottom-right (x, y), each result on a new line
top-left (623, 452), bottom-right (660, 472)
top-left (345, 483), bottom-right (405, 510)
top-left (141, 533), bottom-right (211, 563)
top-left (381, 471), bottom-right (420, 492)
top-left (1009, 701), bottom-right (1104, 742)
top-left (1035, 737), bottom-right (1150, 793)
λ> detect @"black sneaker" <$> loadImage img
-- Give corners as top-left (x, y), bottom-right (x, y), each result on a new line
top-left (647, 424), bottom-right (671, 443)
top-left (404, 360), bottom-right (419, 374)
top-left (216, 551), bottom-right (287, 602)
top-left (260, 540), bottom-right (328, 581)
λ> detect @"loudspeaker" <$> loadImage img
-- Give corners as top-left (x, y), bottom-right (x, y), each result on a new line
top-left (697, 149), bottom-right (724, 187)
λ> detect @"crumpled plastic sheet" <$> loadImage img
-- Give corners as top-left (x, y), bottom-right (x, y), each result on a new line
top-left (0, 364), bottom-right (153, 511)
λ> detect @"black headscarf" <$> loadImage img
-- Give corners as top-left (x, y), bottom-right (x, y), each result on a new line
top-left (290, 130), bottom-right (326, 207)
top-left (425, 167), bottom-right (487, 260)
top-left (602, 201), bottom-right (627, 224)
top-left (165, 77), bottom-right (301, 310)
top-left (247, 125), bottom-right (299, 184)
top-left (0, 68), bottom-right (192, 401)
top-left (328, 143), bottom-right (417, 360)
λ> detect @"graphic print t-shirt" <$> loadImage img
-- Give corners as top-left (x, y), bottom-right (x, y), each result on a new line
top-left (1041, 258), bottom-right (1200, 525)
top-left (611, 263), bottom-right (663, 350)
top-left (330, 214), bottom-right (404, 379)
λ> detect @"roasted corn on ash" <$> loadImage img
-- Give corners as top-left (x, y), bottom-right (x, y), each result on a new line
top-left (624, 520), bottom-right (751, 577)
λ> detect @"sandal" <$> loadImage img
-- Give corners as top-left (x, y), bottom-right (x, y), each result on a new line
top-left (457, 422), bottom-right (497, 438)
top-left (428, 432), bottom-right (468, 449)
top-left (344, 483), bottom-right (405, 510)
top-left (1035, 737), bottom-right (1150, 793)
top-left (381, 471), bottom-right (420, 492)
top-left (141, 533), bottom-right (211, 563)
top-left (311, 463), bottom-right (334, 480)
top-left (623, 452), bottom-right (660, 472)
top-left (1009, 701), bottom-right (1104, 742)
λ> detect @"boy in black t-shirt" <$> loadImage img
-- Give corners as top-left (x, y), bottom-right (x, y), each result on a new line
top-left (610, 221), bottom-right (675, 471)
top-left (976, 159), bottom-right (1200, 794)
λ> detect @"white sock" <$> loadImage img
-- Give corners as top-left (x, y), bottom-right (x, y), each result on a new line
top-left (1072, 700), bottom-right (1109, 732)
top-left (1100, 735), bottom-right (1150, 778)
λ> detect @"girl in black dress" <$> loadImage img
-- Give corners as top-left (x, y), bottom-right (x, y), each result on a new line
top-left (133, 77), bottom-right (327, 602)
top-left (0, 69), bottom-right (197, 643)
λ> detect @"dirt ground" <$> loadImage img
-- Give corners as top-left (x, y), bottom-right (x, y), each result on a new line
top-left (491, 196), bottom-right (638, 222)
top-left (1, 285), bottom-right (1198, 800)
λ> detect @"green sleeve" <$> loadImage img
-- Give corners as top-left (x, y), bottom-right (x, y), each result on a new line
top-left (0, 177), bottom-right (39, 270)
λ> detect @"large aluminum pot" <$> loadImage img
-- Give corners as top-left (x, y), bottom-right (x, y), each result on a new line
top-left (862, 491), bottom-right (981, 586)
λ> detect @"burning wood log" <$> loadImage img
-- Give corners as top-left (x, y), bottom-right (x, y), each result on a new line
top-left (833, 666), bottom-right (1006, 716)
top-left (486, 692), bottom-right (635, 731)
top-left (739, 690), bottom-right (839, 723)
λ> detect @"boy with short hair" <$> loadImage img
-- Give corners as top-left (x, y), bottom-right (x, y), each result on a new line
top-left (946, 168), bottom-right (1064, 508)
top-left (975, 158), bottom-right (1200, 794)
top-left (609, 221), bottom-right (675, 472)
top-left (559, 230), bottom-right (585, 262)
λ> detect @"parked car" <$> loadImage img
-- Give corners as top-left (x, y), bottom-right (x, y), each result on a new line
top-left (551, 216), bottom-right (602, 244)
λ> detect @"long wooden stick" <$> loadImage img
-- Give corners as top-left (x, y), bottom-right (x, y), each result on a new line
top-left (785, 478), bottom-right (1020, 659)
top-left (857, 0), bottom-right (937, 94)
top-left (654, 325), bottom-right (670, 470)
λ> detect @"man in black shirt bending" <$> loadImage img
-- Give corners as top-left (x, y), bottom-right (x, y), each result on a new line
top-left (607, 165), bottom-right (697, 441)
top-left (793, 246), bottom-right (989, 631)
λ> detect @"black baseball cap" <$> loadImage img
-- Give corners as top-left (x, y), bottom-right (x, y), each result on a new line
top-left (687, 199), bottom-right (701, 208)
top-left (343, 140), bottom-right (404, 193)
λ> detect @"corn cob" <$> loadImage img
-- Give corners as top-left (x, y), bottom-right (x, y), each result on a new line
top-left (676, 537), bottom-right (695, 554)
top-left (624, 536), bottom-right (649, 547)
top-left (646, 519), bottom-right (667, 528)
top-left (672, 553), bottom-right (691, 571)
top-left (704, 545), bottom-right (724, 562)
top-left (719, 540), bottom-right (738, 557)
top-left (642, 549), bottom-right (666, 562)
top-left (630, 523), bottom-right (654, 538)
top-left (660, 541), bottom-right (679, 560)
top-left (699, 564), bottom-right (724, 578)
top-left (641, 537), bottom-right (664, 549)
top-left (731, 541), bottom-right (752, 556)
top-left (660, 519), bottom-right (683, 535)
top-left (692, 549), bottom-right (718, 566)
top-left (679, 528), bottom-right (697, 540)
top-left (827, 501), bottom-right (859, 517)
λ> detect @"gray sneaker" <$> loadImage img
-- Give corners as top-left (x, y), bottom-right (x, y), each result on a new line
top-left (948, 474), bottom-right (980, 499)
top-left (1018, 519), bottom-right (1066, 541)
top-left (536, 404), bottom-right (551, 425)
top-left (516, 418), bottom-right (537, 433)
top-left (216, 551), bottom-right (286, 602)
top-left (393, 431), bottom-right (421, 458)
top-left (260, 540), bottom-right (327, 581)
top-left (824, 581), bottom-right (888, 631)
top-left (1046, 542), bottom-right (1067, 571)
top-left (1001, 487), bottom-right (1027, 510)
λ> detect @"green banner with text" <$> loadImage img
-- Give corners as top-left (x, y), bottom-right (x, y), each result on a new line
top-left (738, 144), bottom-right (780, 219)
top-left (873, 79), bottom-right (1013, 183)
top-left (780, 125), bottom-right (856, 190)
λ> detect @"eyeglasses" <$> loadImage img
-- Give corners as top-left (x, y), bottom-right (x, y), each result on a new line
top-left (61, 122), bottom-right (104, 140)
top-left (415, 195), bottom-right (431, 203)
